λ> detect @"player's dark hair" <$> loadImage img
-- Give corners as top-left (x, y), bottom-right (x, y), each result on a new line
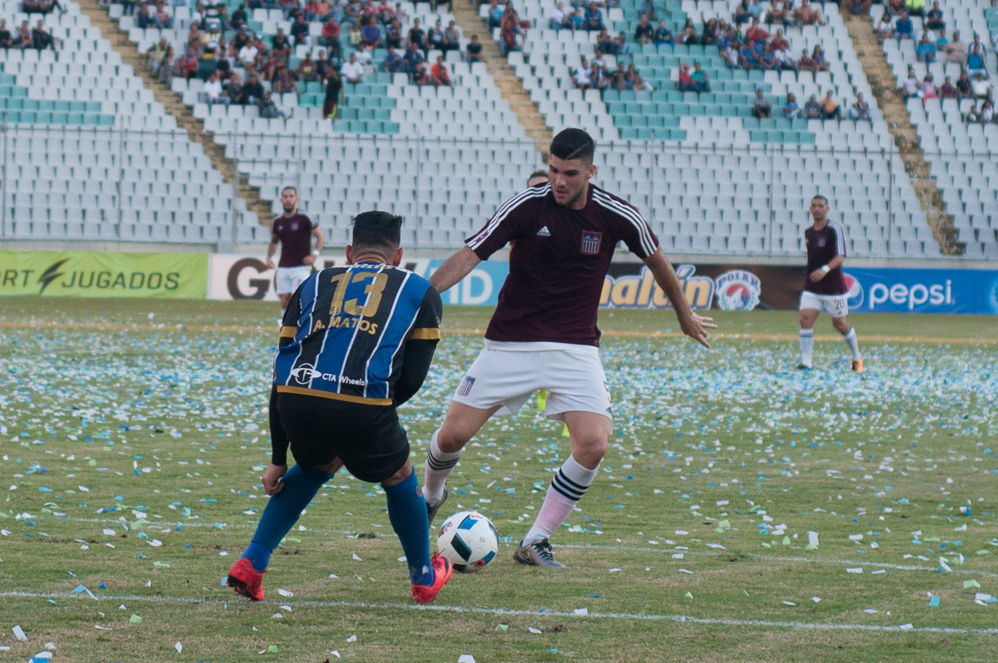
top-left (812, 194), bottom-right (828, 205)
top-left (281, 186), bottom-right (297, 196)
top-left (527, 170), bottom-right (548, 186)
top-left (352, 210), bottom-right (403, 252)
top-left (549, 128), bottom-right (595, 164)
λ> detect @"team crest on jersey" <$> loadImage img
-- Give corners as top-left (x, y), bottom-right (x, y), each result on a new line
top-left (457, 376), bottom-right (476, 397)
top-left (817, 236), bottom-right (827, 247)
top-left (581, 231), bottom-right (602, 255)
top-left (290, 222), bottom-right (299, 231)
top-left (714, 270), bottom-right (761, 311)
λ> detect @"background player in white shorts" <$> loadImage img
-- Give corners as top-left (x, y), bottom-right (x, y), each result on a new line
top-left (421, 129), bottom-right (716, 568)
top-left (798, 195), bottom-right (863, 373)
top-left (265, 186), bottom-right (324, 317)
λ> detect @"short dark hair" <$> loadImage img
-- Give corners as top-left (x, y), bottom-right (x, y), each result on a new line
top-left (527, 170), bottom-right (548, 185)
top-left (811, 194), bottom-right (828, 205)
top-left (352, 210), bottom-right (403, 251)
top-left (549, 128), bottom-right (595, 164)
top-left (281, 186), bottom-right (297, 195)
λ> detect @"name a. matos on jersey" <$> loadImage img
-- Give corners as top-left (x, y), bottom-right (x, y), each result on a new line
top-left (600, 265), bottom-right (716, 309)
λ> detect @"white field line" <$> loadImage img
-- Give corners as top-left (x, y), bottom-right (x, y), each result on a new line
top-left (0, 590), bottom-right (995, 636)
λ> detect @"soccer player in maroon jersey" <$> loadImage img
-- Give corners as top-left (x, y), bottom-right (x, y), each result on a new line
top-left (421, 129), bottom-right (716, 567)
top-left (798, 195), bottom-right (863, 373)
top-left (265, 186), bottom-right (324, 317)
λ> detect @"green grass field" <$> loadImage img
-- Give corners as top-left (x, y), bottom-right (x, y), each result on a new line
top-left (0, 298), bottom-right (996, 662)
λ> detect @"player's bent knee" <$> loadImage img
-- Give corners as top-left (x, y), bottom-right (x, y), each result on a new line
top-left (381, 460), bottom-right (413, 488)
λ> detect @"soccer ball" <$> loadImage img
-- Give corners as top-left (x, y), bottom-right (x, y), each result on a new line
top-left (437, 511), bottom-right (498, 573)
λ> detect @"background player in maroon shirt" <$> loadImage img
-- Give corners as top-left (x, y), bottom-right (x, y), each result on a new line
top-left (798, 195), bottom-right (863, 373)
top-left (265, 186), bottom-right (324, 318)
top-left (421, 129), bottom-right (716, 568)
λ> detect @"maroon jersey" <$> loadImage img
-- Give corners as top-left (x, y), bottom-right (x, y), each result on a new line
top-left (466, 182), bottom-right (659, 346)
top-left (272, 212), bottom-right (317, 267)
top-left (803, 221), bottom-right (847, 295)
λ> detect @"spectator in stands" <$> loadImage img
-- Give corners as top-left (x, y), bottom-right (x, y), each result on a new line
top-left (273, 63), bottom-right (299, 94)
top-left (900, 65), bottom-right (920, 98)
top-left (383, 45), bottom-right (403, 72)
top-left (678, 19), bottom-right (698, 45)
top-left (24, 0), bottom-right (64, 15)
top-left (0, 20), bottom-right (10, 50)
top-left (875, 13), bottom-right (892, 42)
top-left (809, 45), bottom-right (829, 71)
top-left (614, 31), bottom-right (632, 55)
top-left (297, 53), bottom-right (319, 81)
top-left (500, 14), bottom-right (523, 55)
top-left (225, 71), bottom-right (243, 104)
top-left (322, 67), bottom-right (341, 118)
top-left (744, 18), bottom-right (768, 44)
top-left (920, 73), bottom-right (938, 103)
top-left (610, 62), bottom-right (626, 89)
top-left (237, 38), bottom-right (258, 68)
top-left (591, 47), bottom-right (608, 69)
top-left (965, 104), bottom-right (980, 123)
top-left (408, 17), bottom-right (426, 56)
top-left (572, 57), bottom-right (591, 90)
top-left (733, 0), bottom-right (753, 25)
top-left (793, 0), bottom-right (822, 25)
top-left (640, 0), bottom-right (657, 21)
top-left (426, 19), bottom-right (445, 52)
top-left (690, 62), bottom-right (709, 91)
top-left (411, 60), bottom-right (428, 86)
top-left (341, 52), bottom-right (365, 83)
top-left (466, 34), bottom-right (483, 64)
top-left (444, 21), bottom-right (461, 52)
top-left (31, 19), bottom-right (53, 50)
top-left (403, 41), bottom-right (424, 78)
top-left (148, 36), bottom-right (170, 74)
top-left (784, 92), bottom-right (801, 119)
top-left (981, 98), bottom-right (995, 122)
top-left (849, 93), bottom-right (872, 121)
top-left (159, 46), bottom-right (175, 86)
top-left (358, 15), bottom-right (380, 49)
top-left (676, 62), bottom-right (692, 91)
top-left (430, 55), bottom-right (451, 86)
top-left (596, 30), bottom-right (615, 54)
top-left (903, 0), bottom-right (924, 18)
top-left (322, 17), bottom-right (342, 49)
top-left (842, 0), bottom-right (872, 16)
top-left (774, 38), bottom-right (797, 72)
top-left (215, 43), bottom-right (236, 79)
top-left (955, 70), bottom-right (972, 98)
top-left (203, 71), bottom-right (230, 108)
top-left (944, 30), bottom-right (965, 63)
top-left (257, 91), bottom-right (287, 119)
top-left (721, 37), bottom-right (740, 67)
top-left (567, 9), bottom-right (585, 32)
top-left (767, 0), bottom-right (791, 27)
top-left (939, 76), bottom-right (956, 98)
top-left (915, 33), bottom-right (936, 63)
top-left (155, 1), bottom-right (175, 28)
top-left (740, 40), bottom-right (761, 69)
top-left (231, 25), bottom-right (250, 52)
top-left (230, 3), bottom-right (248, 29)
top-left (630, 65), bottom-right (653, 92)
top-left (972, 73), bottom-right (992, 100)
top-left (136, 2), bottom-right (155, 28)
top-left (803, 94), bottom-right (822, 118)
top-left (893, 11), bottom-right (913, 41)
top-left (290, 14), bottom-right (311, 47)
top-left (701, 18), bottom-right (719, 46)
top-left (966, 44), bottom-right (987, 78)
top-left (758, 42), bottom-right (780, 70)
top-left (653, 20), bottom-right (673, 47)
top-left (590, 61), bottom-right (609, 90)
top-left (240, 72), bottom-right (264, 104)
top-left (15, 21), bottom-right (32, 49)
top-left (634, 14), bottom-right (654, 45)
top-left (487, 0), bottom-right (503, 29)
top-left (924, 1), bottom-right (944, 31)
top-left (550, 1), bottom-right (568, 30)
top-left (585, 2), bottom-right (604, 31)
top-left (752, 89), bottom-right (772, 118)
top-left (797, 47), bottom-right (815, 72)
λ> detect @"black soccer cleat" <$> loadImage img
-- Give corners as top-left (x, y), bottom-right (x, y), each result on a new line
top-left (426, 485), bottom-right (448, 526)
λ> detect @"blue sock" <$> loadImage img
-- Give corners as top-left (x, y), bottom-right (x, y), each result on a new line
top-left (241, 464), bottom-right (332, 573)
top-left (384, 469), bottom-right (434, 586)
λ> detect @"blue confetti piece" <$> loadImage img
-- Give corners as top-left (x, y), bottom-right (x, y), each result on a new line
top-left (929, 596), bottom-right (940, 607)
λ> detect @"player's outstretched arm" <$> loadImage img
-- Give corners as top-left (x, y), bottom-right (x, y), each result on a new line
top-left (642, 248), bottom-right (717, 348)
top-left (429, 246), bottom-right (481, 293)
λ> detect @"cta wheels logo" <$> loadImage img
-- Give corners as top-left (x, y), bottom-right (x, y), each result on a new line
top-left (714, 270), bottom-right (761, 311)
top-left (844, 273), bottom-right (864, 309)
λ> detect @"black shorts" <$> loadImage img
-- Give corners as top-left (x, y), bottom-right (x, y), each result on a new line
top-left (275, 393), bottom-right (410, 483)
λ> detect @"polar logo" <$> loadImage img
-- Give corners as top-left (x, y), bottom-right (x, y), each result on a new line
top-left (843, 273), bottom-right (863, 309)
top-left (714, 270), bottom-right (761, 311)
top-left (290, 364), bottom-right (322, 383)
top-left (868, 280), bottom-right (953, 310)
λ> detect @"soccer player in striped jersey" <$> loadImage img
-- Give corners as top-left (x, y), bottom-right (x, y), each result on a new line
top-left (227, 211), bottom-right (453, 604)
top-left (798, 195), bottom-right (863, 372)
top-left (421, 129), bottom-right (716, 568)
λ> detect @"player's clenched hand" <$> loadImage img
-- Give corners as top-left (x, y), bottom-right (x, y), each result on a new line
top-left (679, 312), bottom-right (717, 349)
top-left (264, 258), bottom-right (276, 270)
top-left (809, 269), bottom-right (826, 283)
top-left (262, 463), bottom-right (288, 495)
top-left (302, 255), bottom-right (316, 265)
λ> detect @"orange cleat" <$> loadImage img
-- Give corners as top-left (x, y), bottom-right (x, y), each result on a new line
top-left (227, 557), bottom-right (265, 602)
top-left (411, 554), bottom-right (453, 604)
top-left (852, 359), bottom-right (863, 374)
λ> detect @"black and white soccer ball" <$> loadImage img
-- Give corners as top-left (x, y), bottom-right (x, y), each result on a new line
top-left (437, 511), bottom-right (498, 573)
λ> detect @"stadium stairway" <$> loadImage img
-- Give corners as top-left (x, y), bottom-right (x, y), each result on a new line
top-left (449, 0), bottom-right (553, 154)
top-left (81, 0), bottom-right (273, 227)
top-left (844, 6), bottom-right (962, 254)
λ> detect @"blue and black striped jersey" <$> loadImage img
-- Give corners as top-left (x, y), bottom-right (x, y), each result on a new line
top-left (274, 261), bottom-right (442, 406)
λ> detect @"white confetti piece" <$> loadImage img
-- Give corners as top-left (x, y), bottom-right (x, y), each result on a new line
top-left (352, 553), bottom-right (362, 561)
top-left (608, 568), bottom-right (622, 573)
top-left (458, 656), bottom-right (476, 663)
top-left (330, 651), bottom-right (341, 659)
top-left (899, 623), bottom-right (913, 631)
top-left (12, 625), bottom-right (27, 641)
top-left (846, 567), bottom-right (863, 574)
top-left (347, 634), bottom-right (357, 643)
top-left (811, 597), bottom-right (821, 603)
top-left (102, 529), bottom-right (116, 536)
top-left (277, 588), bottom-right (293, 597)
top-left (573, 608), bottom-right (588, 616)
top-left (782, 601), bottom-right (796, 606)
top-left (528, 627), bottom-right (542, 634)
top-left (175, 642), bottom-right (183, 653)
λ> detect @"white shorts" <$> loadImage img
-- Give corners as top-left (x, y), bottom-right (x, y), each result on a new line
top-left (800, 291), bottom-right (849, 318)
top-left (275, 265), bottom-right (313, 295)
top-left (452, 340), bottom-right (612, 422)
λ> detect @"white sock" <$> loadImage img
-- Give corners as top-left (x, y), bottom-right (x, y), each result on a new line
top-left (523, 455), bottom-right (598, 545)
top-left (280, 308), bottom-right (286, 319)
top-left (422, 429), bottom-right (461, 504)
top-left (799, 328), bottom-right (814, 367)
top-left (843, 327), bottom-right (861, 361)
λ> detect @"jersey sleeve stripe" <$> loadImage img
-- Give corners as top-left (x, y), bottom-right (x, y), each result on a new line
top-left (409, 328), bottom-right (441, 340)
top-left (593, 191), bottom-right (657, 256)
top-left (279, 325), bottom-right (297, 339)
top-left (466, 185), bottom-right (550, 250)
top-left (829, 221), bottom-right (846, 257)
